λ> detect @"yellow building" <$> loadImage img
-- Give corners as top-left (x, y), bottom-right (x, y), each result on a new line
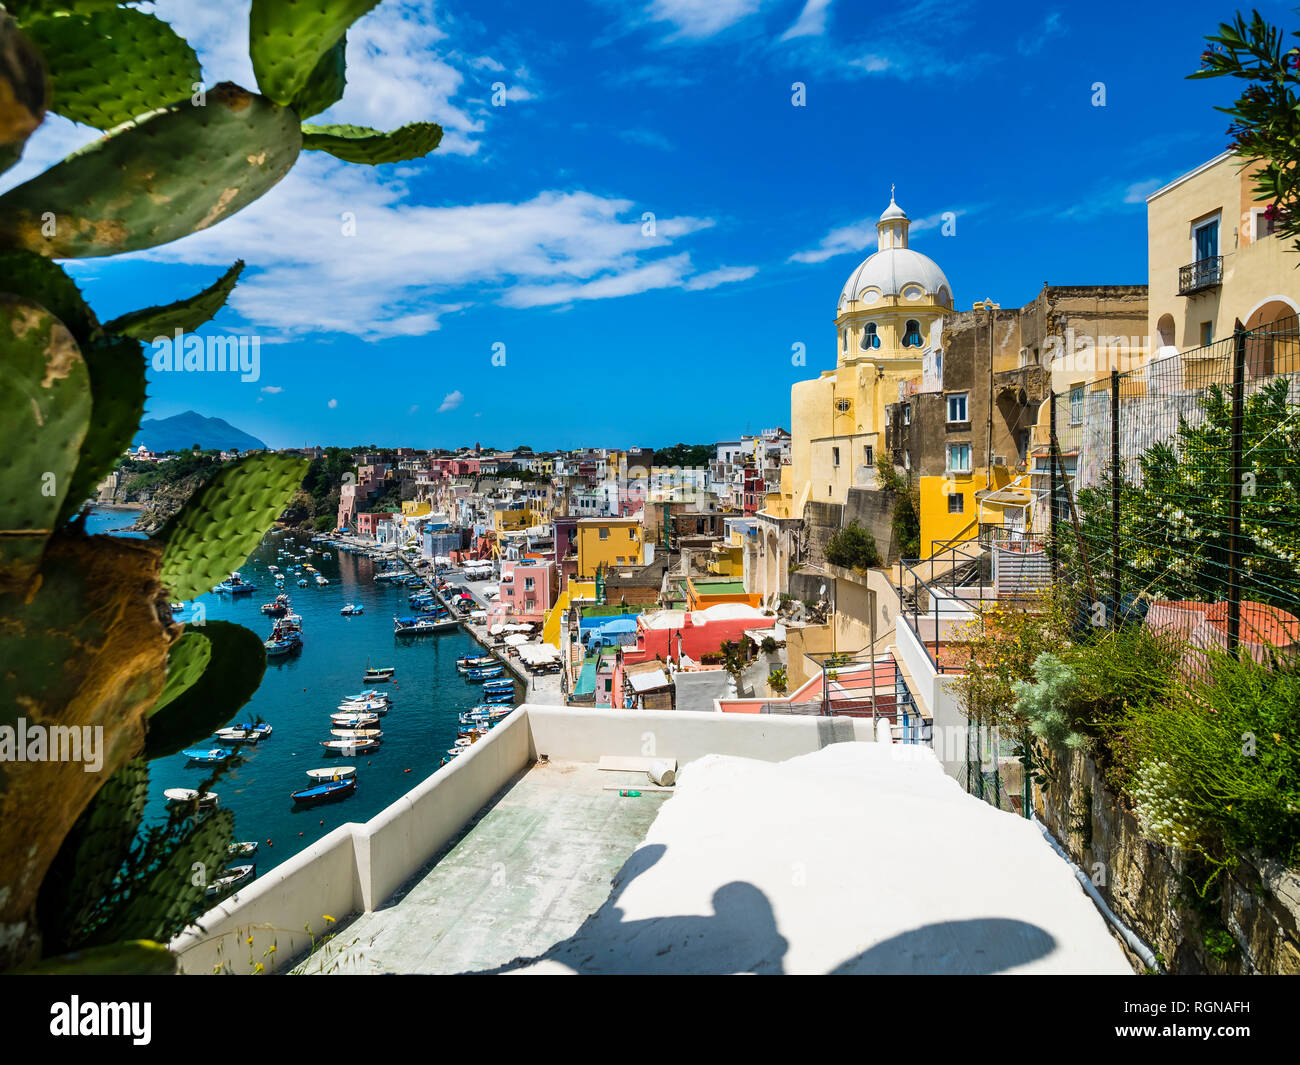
top-left (575, 517), bottom-right (644, 578)
top-left (493, 505), bottom-right (539, 534)
top-left (401, 500), bottom-right (432, 517)
top-left (775, 191), bottom-right (952, 522)
top-left (1147, 151), bottom-right (1297, 350)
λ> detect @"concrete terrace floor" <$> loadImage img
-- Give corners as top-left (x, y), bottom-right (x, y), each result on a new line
top-left (297, 761), bottom-right (668, 974)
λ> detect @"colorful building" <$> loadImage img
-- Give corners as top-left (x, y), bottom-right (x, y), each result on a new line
top-left (575, 517), bottom-right (645, 578)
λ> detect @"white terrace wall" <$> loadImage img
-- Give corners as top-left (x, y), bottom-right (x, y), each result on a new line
top-left (170, 705), bottom-right (874, 974)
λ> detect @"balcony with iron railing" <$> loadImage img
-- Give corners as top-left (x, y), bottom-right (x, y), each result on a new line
top-left (1178, 254), bottom-right (1223, 296)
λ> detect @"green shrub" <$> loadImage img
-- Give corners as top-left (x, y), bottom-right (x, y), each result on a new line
top-left (825, 520), bottom-right (881, 570)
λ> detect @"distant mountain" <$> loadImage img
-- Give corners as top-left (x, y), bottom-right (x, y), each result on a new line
top-left (133, 411), bottom-right (267, 453)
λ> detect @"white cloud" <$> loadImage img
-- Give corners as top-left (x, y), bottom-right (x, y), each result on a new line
top-left (114, 150), bottom-right (733, 337)
top-left (684, 265), bottom-right (758, 289)
top-left (409, 404), bottom-right (420, 414)
top-left (779, 0), bottom-right (833, 41)
top-left (438, 390), bottom-right (464, 412)
top-left (260, 385), bottom-right (283, 394)
top-left (1123, 178), bottom-right (1164, 204)
top-left (1017, 12), bottom-right (1066, 57)
top-left (327, 398), bottom-right (339, 408)
top-left (644, 0), bottom-right (767, 40)
top-left (790, 208), bottom-right (967, 264)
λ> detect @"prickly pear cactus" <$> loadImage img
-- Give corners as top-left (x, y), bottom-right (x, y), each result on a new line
top-left (157, 452), bottom-right (310, 601)
top-left (105, 260), bottom-right (245, 340)
top-left (249, 0), bottom-right (379, 105)
top-left (0, 10), bottom-right (47, 175)
top-left (302, 121), bottom-right (443, 164)
top-left (0, 82), bottom-right (302, 258)
top-left (17, 6), bottom-right (201, 130)
top-left (59, 333), bottom-right (148, 523)
top-left (0, 529), bottom-right (174, 967)
top-left (145, 621), bottom-right (265, 758)
top-left (0, 251), bottom-right (102, 347)
top-left (291, 34), bottom-right (348, 119)
top-left (0, 293), bottom-right (90, 588)
top-left (150, 631), bottom-right (213, 717)
top-left (92, 807), bottom-right (235, 946)
top-left (36, 756), bottom-right (149, 954)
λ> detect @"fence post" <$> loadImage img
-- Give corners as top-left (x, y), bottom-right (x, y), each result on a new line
top-left (1111, 369), bottom-right (1121, 629)
top-left (1227, 320), bottom-right (1247, 655)
top-left (1049, 391), bottom-right (1059, 575)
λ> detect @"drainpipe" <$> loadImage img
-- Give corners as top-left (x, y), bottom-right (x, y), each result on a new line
top-left (1031, 816), bottom-right (1161, 973)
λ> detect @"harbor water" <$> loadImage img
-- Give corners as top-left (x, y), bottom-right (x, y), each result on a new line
top-left (88, 508), bottom-right (512, 877)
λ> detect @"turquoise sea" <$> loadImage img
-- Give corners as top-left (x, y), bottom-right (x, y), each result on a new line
top-left (87, 507), bottom-right (509, 879)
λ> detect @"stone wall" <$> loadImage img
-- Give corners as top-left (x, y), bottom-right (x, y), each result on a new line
top-left (1036, 746), bottom-right (1300, 974)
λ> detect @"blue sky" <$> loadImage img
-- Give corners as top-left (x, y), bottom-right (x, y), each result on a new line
top-left (4, 0), bottom-right (1286, 450)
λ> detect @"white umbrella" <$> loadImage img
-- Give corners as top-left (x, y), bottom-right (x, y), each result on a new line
top-left (504, 633), bottom-right (528, 646)
top-left (489, 624), bottom-right (505, 635)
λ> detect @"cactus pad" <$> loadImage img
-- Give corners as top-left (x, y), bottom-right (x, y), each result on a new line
top-left (58, 333), bottom-right (147, 524)
top-left (97, 808), bottom-right (234, 945)
top-left (104, 260), bottom-right (245, 339)
top-left (0, 251), bottom-right (101, 347)
top-left (37, 757), bottom-right (149, 954)
top-left (149, 630), bottom-right (212, 717)
top-left (0, 83), bottom-right (301, 258)
top-left (249, 0), bottom-right (378, 106)
top-left (291, 33), bottom-right (347, 119)
top-left (144, 620), bottom-right (265, 760)
top-left (19, 7), bottom-right (201, 130)
top-left (157, 451), bottom-right (308, 601)
top-left (0, 12), bottom-right (47, 175)
top-left (0, 294), bottom-right (89, 587)
top-left (301, 121), bottom-right (443, 164)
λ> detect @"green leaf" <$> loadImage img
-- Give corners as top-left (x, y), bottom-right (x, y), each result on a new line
top-left (145, 621), bottom-right (264, 759)
top-left (301, 121), bottom-right (442, 165)
top-left (157, 451), bottom-right (308, 601)
top-left (249, 0), bottom-right (378, 106)
top-left (20, 7), bottom-right (201, 130)
top-left (0, 12), bottom-right (48, 176)
top-left (18, 940), bottom-right (176, 975)
top-left (290, 33), bottom-right (347, 120)
top-left (58, 333), bottom-right (147, 523)
top-left (104, 260), bottom-right (245, 339)
top-left (150, 630), bottom-right (212, 717)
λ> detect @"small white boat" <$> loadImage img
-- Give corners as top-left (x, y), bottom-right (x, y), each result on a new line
top-left (163, 787), bottom-right (218, 808)
top-left (331, 712), bottom-right (381, 727)
top-left (321, 738), bottom-right (379, 754)
top-left (306, 766), bottom-right (356, 781)
top-left (205, 864), bottom-right (255, 897)
top-left (330, 728), bottom-right (383, 739)
top-left (337, 698), bottom-right (387, 713)
top-left (228, 841), bottom-right (259, 857)
top-left (340, 603), bottom-right (364, 616)
top-left (215, 727), bottom-right (262, 743)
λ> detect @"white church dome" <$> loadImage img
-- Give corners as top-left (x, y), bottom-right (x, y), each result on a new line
top-left (837, 191), bottom-right (952, 311)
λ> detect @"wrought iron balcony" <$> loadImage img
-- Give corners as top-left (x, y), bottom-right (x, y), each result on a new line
top-left (1178, 255), bottom-right (1223, 295)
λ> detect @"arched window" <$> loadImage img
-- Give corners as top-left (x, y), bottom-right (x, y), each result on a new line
top-left (902, 319), bottom-right (923, 348)
top-left (860, 322), bottom-right (880, 350)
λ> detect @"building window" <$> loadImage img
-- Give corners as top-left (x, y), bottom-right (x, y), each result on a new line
top-left (1069, 385), bottom-right (1084, 426)
top-left (902, 319), bottom-right (923, 348)
top-left (524, 576), bottom-right (534, 590)
top-left (903, 405), bottom-right (911, 425)
top-left (832, 447), bottom-right (840, 467)
top-left (1200, 321), bottom-right (1214, 346)
top-left (599, 527), bottom-right (609, 540)
top-left (1194, 217), bottom-right (1219, 261)
top-left (1253, 207), bottom-right (1277, 241)
top-left (860, 322), bottom-right (880, 349)
top-left (948, 493), bottom-right (964, 514)
top-left (946, 443), bottom-right (972, 473)
top-left (862, 445), bottom-right (874, 467)
top-left (628, 528), bottom-right (636, 539)
top-left (946, 392), bottom-right (969, 423)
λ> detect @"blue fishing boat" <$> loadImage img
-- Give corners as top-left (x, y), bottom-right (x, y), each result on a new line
top-left (215, 571), bottom-right (257, 595)
top-left (182, 746), bottom-right (232, 765)
top-left (290, 777), bottom-right (357, 805)
top-left (457, 654), bottom-right (496, 672)
top-left (483, 691), bottom-right (515, 704)
top-left (465, 665), bottom-right (505, 680)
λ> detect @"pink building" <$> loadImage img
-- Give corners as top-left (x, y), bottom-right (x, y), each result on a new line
top-left (355, 512), bottom-right (383, 537)
top-left (492, 559), bottom-right (557, 625)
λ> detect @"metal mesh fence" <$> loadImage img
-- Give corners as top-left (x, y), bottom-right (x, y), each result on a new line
top-left (1049, 315), bottom-right (1300, 652)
